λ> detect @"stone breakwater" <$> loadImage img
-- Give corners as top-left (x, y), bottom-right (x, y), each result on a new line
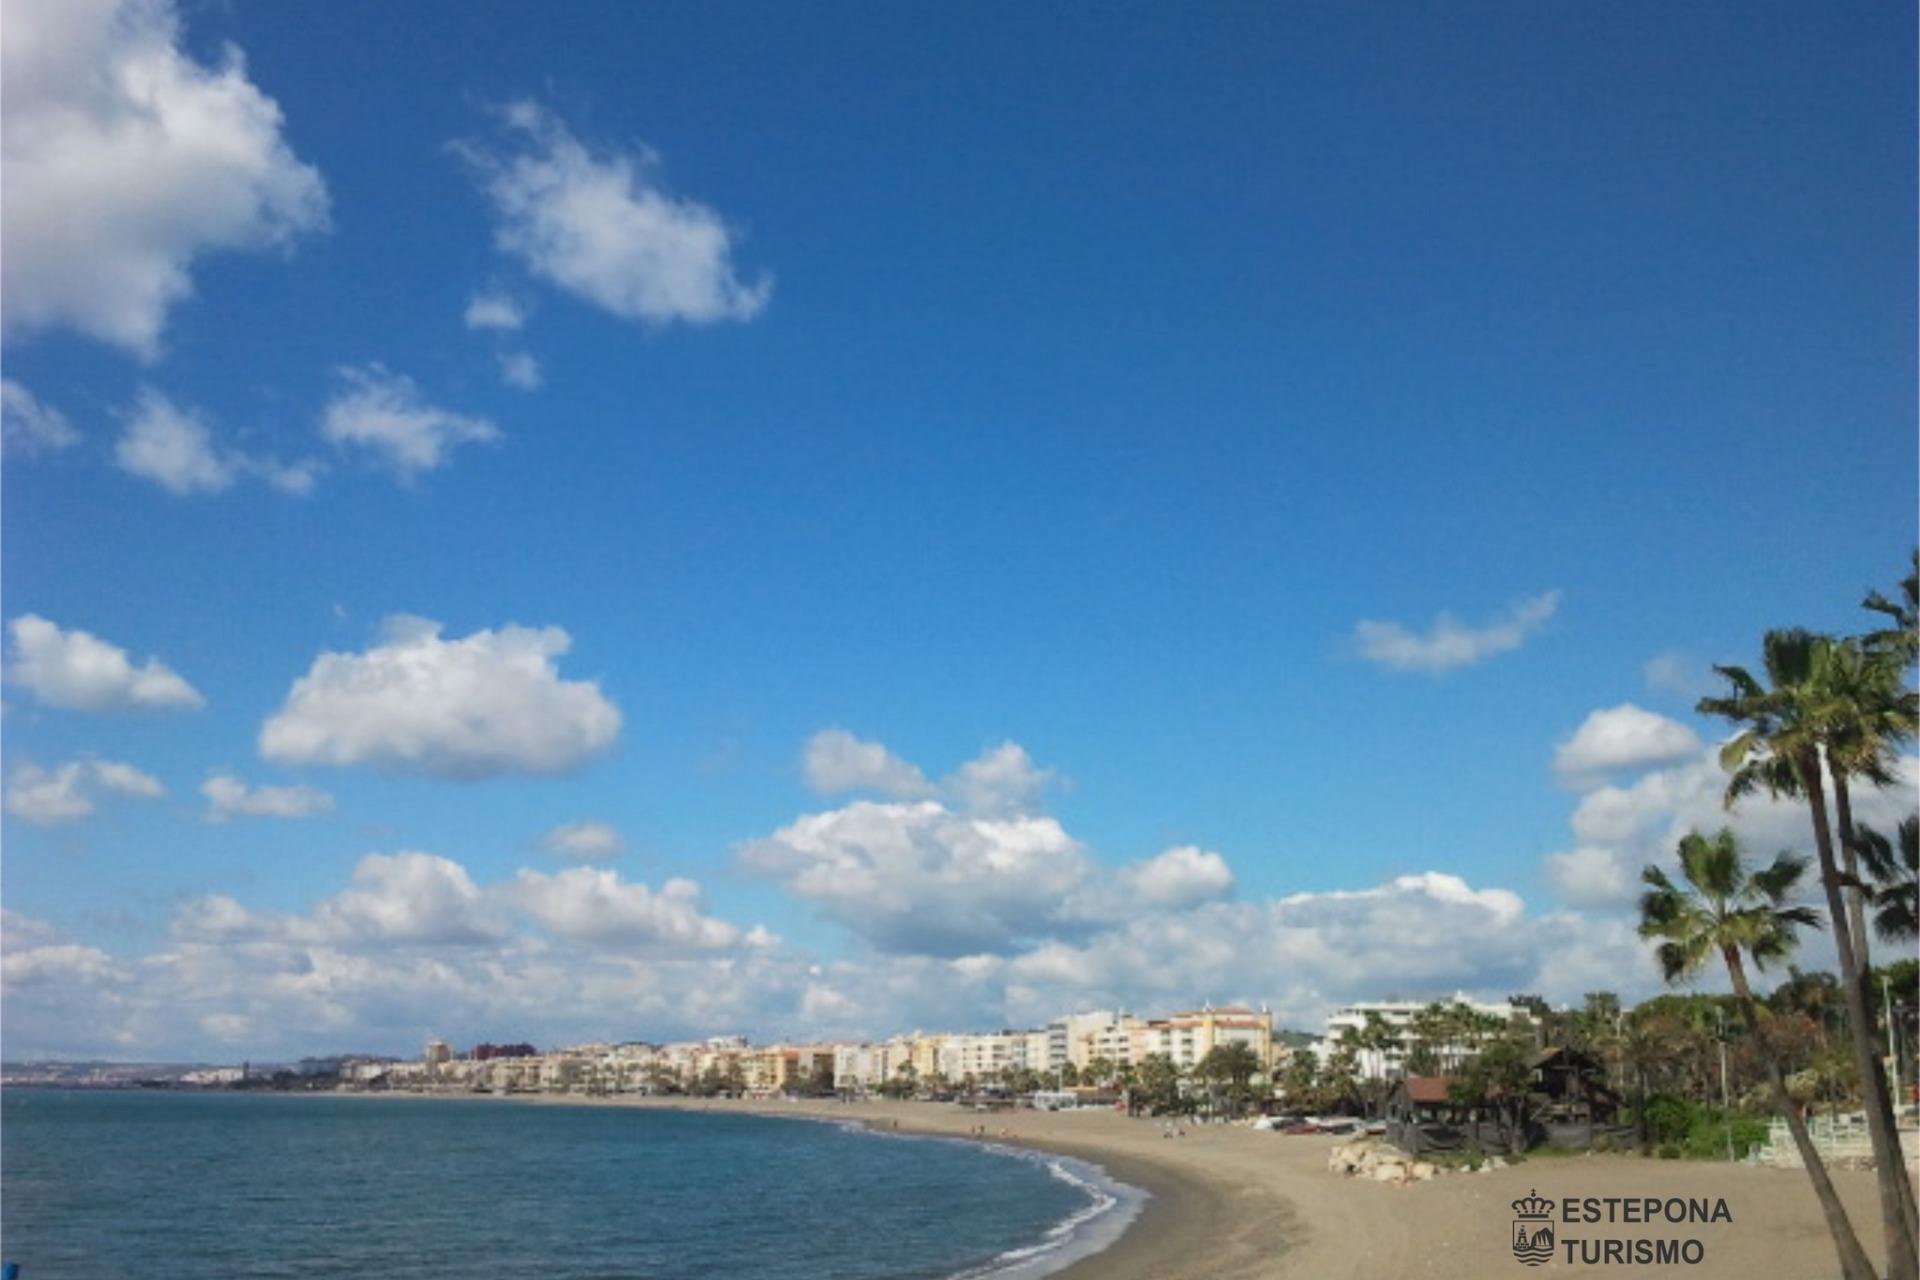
top-left (1326, 1138), bottom-right (1509, 1185)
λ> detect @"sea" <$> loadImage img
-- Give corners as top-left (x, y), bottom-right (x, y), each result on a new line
top-left (0, 1090), bottom-right (1144, 1280)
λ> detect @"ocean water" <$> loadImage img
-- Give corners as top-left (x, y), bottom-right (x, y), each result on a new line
top-left (0, 1090), bottom-right (1141, 1280)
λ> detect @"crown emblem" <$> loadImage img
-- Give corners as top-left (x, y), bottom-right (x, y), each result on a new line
top-left (1512, 1190), bottom-right (1553, 1220)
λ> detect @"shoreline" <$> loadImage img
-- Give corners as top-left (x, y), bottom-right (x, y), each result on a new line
top-left (315, 1090), bottom-right (1893, 1277)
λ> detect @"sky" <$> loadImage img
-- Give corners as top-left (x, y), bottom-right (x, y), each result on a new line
top-left (2, 0), bottom-right (1914, 1061)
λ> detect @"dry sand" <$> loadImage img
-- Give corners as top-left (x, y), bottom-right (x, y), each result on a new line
top-left (535, 1094), bottom-right (1891, 1279)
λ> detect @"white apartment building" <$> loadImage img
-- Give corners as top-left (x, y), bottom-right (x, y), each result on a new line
top-left (1319, 994), bottom-right (1534, 1079)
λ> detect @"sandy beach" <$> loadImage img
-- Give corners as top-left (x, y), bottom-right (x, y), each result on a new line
top-left (502, 1094), bottom-right (1889, 1279)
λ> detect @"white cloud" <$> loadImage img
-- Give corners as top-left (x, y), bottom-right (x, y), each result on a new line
top-left (497, 351), bottom-right (543, 391)
top-left (0, 0), bottom-right (328, 357)
top-left (200, 773), bottom-right (333, 823)
top-left (6, 614), bottom-right (205, 712)
top-left (945, 741), bottom-right (1056, 817)
top-left (2, 837), bottom-right (1655, 1061)
top-left (310, 852), bottom-right (508, 946)
top-left (1553, 703), bottom-right (1700, 786)
top-left (6, 757), bottom-right (164, 825)
top-left (1354, 590), bottom-right (1561, 674)
top-left (802, 728), bottom-right (936, 800)
top-left (463, 293), bottom-right (524, 332)
top-left (112, 388), bottom-right (317, 496)
top-left (258, 615), bottom-right (621, 779)
top-left (1117, 845), bottom-right (1235, 908)
top-left (463, 101), bottom-right (771, 328)
top-left (2, 379), bottom-right (80, 455)
top-left (320, 365), bottom-right (500, 478)
top-left (509, 868), bottom-right (741, 948)
top-left (741, 800), bottom-right (1091, 955)
top-left (114, 389), bottom-right (236, 493)
top-left (539, 819), bottom-right (625, 861)
top-left (2, 911), bottom-right (121, 992)
top-left (1541, 737), bottom-right (1920, 910)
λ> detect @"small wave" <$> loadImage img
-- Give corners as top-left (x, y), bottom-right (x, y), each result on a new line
top-left (942, 1151), bottom-right (1146, 1280)
top-left (751, 1111), bottom-right (1147, 1280)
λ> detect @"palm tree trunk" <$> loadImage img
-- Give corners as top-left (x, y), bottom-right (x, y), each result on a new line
top-left (1726, 948), bottom-right (1879, 1280)
top-left (1799, 751), bottom-right (1920, 1277)
top-left (1830, 769), bottom-right (1875, 975)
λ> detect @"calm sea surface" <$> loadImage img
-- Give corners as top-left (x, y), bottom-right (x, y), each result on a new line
top-left (1, 1090), bottom-right (1138, 1280)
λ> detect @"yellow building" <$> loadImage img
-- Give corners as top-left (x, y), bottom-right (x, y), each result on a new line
top-left (1135, 1004), bottom-right (1273, 1073)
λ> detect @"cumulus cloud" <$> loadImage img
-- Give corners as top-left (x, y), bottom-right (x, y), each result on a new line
top-left (1354, 590), bottom-right (1561, 674)
top-left (741, 800), bottom-right (1091, 955)
top-left (6, 757), bottom-right (164, 825)
top-left (3, 833), bottom-right (1654, 1060)
top-left (1, 853), bottom-right (780, 1058)
top-left (799, 731), bottom-right (1061, 817)
top-left (509, 868), bottom-right (741, 948)
top-left (1553, 703), bottom-right (1700, 786)
top-left (945, 741), bottom-right (1056, 817)
top-left (200, 773), bottom-right (333, 823)
top-left (113, 388), bottom-right (318, 496)
top-left (1541, 733), bottom-right (1920, 910)
top-left (1117, 845), bottom-right (1235, 908)
top-left (802, 729), bottom-right (936, 800)
top-left (114, 389), bottom-right (236, 493)
top-left (320, 365), bottom-right (500, 479)
top-left (539, 819), bottom-right (626, 861)
top-left (2, 379), bottom-right (80, 455)
top-left (6, 614), bottom-right (204, 712)
top-left (464, 293), bottom-right (524, 332)
top-left (310, 853), bottom-right (509, 946)
top-left (258, 615), bottom-right (621, 779)
top-left (0, 0), bottom-right (328, 357)
top-left (462, 101), bottom-right (771, 328)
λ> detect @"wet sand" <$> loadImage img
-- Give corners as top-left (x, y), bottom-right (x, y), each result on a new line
top-left (545, 1094), bottom-right (1891, 1279)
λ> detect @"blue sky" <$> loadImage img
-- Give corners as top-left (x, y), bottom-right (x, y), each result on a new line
top-left (2, 0), bottom-right (1913, 1060)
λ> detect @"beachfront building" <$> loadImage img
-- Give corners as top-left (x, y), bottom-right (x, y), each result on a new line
top-left (1319, 994), bottom-right (1534, 1080)
top-left (1134, 1004), bottom-right (1275, 1073)
top-left (941, 1030), bottom-right (1045, 1082)
top-left (1046, 1011), bottom-right (1142, 1072)
top-left (743, 1044), bottom-right (838, 1096)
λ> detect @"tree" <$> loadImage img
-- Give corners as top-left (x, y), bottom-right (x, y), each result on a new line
top-left (1856, 816), bottom-right (1919, 944)
top-left (1135, 1053), bottom-right (1182, 1113)
top-left (1196, 1042), bottom-right (1263, 1116)
top-left (1703, 629), bottom-right (1920, 1269)
top-left (1639, 828), bottom-right (1877, 1280)
top-left (1337, 1010), bottom-right (1399, 1116)
top-left (1862, 551), bottom-right (1919, 668)
top-left (1617, 1014), bottom-right (1677, 1154)
top-left (1447, 1035), bottom-right (1532, 1155)
top-left (1083, 1055), bottom-right (1116, 1089)
top-left (1279, 1049), bottom-right (1320, 1110)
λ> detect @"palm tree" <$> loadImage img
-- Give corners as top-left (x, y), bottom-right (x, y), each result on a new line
top-left (1639, 829), bottom-right (1877, 1280)
top-left (1197, 1042), bottom-right (1264, 1116)
top-left (1856, 816), bottom-right (1919, 944)
top-left (1862, 551), bottom-right (1919, 668)
top-left (1702, 628), bottom-right (1919, 1267)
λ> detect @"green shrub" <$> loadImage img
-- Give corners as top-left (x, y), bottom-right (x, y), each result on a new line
top-left (1640, 1095), bottom-right (1696, 1144)
top-left (1656, 1142), bottom-right (1682, 1159)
